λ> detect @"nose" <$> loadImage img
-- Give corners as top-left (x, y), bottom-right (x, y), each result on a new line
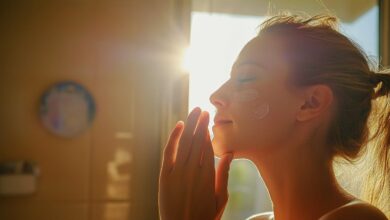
top-left (209, 86), bottom-right (228, 108)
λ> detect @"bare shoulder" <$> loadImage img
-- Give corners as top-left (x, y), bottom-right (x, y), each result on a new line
top-left (246, 211), bottom-right (274, 220)
top-left (322, 201), bottom-right (388, 220)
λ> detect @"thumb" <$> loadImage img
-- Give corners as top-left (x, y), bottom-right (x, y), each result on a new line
top-left (215, 153), bottom-right (234, 213)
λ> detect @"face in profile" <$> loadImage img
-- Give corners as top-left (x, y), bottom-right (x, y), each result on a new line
top-left (210, 33), bottom-right (303, 159)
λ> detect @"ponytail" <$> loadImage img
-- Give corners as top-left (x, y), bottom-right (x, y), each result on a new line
top-left (371, 70), bottom-right (390, 99)
top-left (362, 69), bottom-right (390, 217)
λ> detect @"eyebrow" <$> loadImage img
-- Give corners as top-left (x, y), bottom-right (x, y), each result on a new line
top-left (230, 60), bottom-right (266, 76)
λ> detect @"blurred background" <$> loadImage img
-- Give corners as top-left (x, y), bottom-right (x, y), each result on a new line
top-left (0, 0), bottom-right (388, 219)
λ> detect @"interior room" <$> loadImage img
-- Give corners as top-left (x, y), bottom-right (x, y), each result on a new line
top-left (0, 0), bottom-right (389, 219)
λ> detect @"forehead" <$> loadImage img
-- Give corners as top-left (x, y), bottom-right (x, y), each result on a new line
top-left (232, 33), bottom-right (291, 74)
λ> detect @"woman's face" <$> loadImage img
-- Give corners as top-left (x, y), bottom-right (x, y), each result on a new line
top-left (210, 33), bottom-right (303, 158)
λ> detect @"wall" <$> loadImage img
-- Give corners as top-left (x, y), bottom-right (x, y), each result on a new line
top-left (0, 1), bottom-right (189, 219)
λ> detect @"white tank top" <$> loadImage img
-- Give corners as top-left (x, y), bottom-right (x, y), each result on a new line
top-left (318, 199), bottom-right (363, 220)
top-left (247, 199), bottom-right (363, 220)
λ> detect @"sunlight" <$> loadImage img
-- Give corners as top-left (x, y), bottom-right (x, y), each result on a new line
top-left (182, 46), bottom-right (220, 74)
top-left (182, 14), bottom-right (272, 220)
top-left (184, 9), bottom-right (378, 134)
top-left (183, 8), bottom-right (378, 220)
top-left (185, 12), bottom-right (265, 134)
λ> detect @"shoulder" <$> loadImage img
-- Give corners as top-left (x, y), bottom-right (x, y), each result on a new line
top-left (321, 201), bottom-right (388, 220)
top-left (246, 211), bottom-right (274, 220)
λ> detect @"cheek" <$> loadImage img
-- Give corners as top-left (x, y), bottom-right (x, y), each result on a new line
top-left (212, 89), bottom-right (269, 156)
top-left (232, 89), bottom-right (295, 149)
top-left (211, 87), bottom-right (297, 156)
top-left (232, 101), bottom-right (272, 147)
top-left (233, 89), bottom-right (270, 119)
top-left (232, 89), bottom-right (259, 102)
top-left (233, 89), bottom-right (271, 123)
top-left (213, 89), bottom-right (272, 154)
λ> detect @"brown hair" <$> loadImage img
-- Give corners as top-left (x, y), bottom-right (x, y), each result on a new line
top-left (258, 14), bottom-right (390, 217)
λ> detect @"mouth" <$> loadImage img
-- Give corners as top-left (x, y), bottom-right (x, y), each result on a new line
top-left (213, 118), bottom-right (233, 127)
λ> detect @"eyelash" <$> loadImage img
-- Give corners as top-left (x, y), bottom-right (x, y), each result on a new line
top-left (236, 76), bottom-right (256, 83)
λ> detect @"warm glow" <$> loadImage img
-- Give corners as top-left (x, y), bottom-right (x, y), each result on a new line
top-left (185, 9), bottom-right (379, 220)
top-left (181, 47), bottom-right (193, 73)
top-left (182, 42), bottom-right (235, 76)
top-left (185, 10), bottom-right (378, 134)
top-left (184, 12), bottom-right (265, 133)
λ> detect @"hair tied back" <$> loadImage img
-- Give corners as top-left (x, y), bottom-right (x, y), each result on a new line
top-left (370, 71), bottom-right (390, 99)
top-left (369, 72), bottom-right (381, 86)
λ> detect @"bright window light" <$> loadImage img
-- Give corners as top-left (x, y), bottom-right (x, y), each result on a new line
top-left (186, 12), bottom-right (266, 136)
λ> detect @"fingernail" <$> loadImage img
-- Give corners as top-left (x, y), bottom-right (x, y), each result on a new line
top-left (188, 107), bottom-right (201, 119)
top-left (176, 121), bottom-right (184, 127)
top-left (193, 107), bottom-right (201, 113)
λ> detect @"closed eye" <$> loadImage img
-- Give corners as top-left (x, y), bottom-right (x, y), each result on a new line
top-left (236, 77), bottom-right (257, 83)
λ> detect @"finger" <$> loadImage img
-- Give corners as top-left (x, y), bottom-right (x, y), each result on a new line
top-left (215, 153), bottom-right (234, 211)
top-left (189, 111), bottom-right (209, 168)
top-left (201, 129), bottom-right (215, 169)
top-left (175, 107), bottom-right (202, 166)
top-left (199, 129), bottom-right (216, 186)
top-left (161, 121), bottom-right (184, 174)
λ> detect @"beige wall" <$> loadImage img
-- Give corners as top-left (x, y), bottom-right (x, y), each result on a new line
top-left (0, 1), bottom-right (189, 219)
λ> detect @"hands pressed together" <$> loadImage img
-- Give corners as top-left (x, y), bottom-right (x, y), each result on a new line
top-left (159, 107), bottom-right (234, 220)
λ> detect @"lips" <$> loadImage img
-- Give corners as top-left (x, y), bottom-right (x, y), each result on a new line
top-left (213, 116), bottom-right (233, 126)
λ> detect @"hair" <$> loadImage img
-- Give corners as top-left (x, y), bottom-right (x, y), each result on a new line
top-left (257, 14), bottom-right (390, 217)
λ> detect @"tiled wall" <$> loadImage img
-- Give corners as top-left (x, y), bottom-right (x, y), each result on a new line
top-left (0, 1), bottom-right (189, 219)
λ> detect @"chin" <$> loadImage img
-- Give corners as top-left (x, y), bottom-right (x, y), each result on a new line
top-left (212, 134), bottom-right (263, 160)
top-left (211, 137), bottom-right (234, 158)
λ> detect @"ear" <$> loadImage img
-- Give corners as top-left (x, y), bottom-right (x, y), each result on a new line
top-left (296, 84), bottom-right (334, 122)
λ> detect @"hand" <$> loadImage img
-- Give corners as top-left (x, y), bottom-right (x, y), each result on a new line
top-left (159, 107), bottom-right (234, 220)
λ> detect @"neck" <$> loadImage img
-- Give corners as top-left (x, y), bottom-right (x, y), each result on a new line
top-left (249, 132), bottom-right (352, 220)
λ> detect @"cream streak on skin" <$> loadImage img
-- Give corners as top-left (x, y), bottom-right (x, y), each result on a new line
top-left (253, 103), bottom-right (270, 119)
top-left (232, 89), bottom-right (270, 119)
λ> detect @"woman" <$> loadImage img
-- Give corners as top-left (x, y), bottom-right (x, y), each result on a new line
top-left (159, 14), bottom-right (390, 220)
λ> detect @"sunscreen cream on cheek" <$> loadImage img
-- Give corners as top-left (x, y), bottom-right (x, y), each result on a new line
top-left (232, 89), bottom-right (270, 120)
top-left (253, 103), bottom-right (270, 119)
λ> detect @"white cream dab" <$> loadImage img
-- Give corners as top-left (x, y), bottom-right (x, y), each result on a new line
top-left (232, 89), bottom-right (269, 119)
top-left (233, 89), bottom-right (259, 102)
top-left (253, 103), bottom-right (270, 119)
